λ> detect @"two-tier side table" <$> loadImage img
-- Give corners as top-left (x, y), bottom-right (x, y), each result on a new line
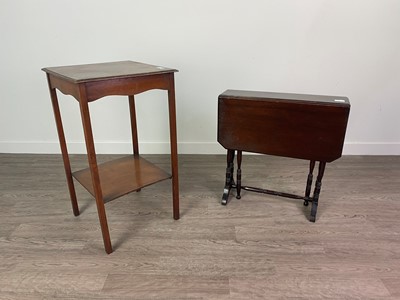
top-left (43, 61), bottom-right (179, 254)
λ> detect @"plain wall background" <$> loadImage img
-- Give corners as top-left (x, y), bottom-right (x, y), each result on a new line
top-left (1, 0), bottom-right (399, 154)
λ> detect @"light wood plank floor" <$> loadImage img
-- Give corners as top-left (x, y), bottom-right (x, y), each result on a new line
top-left (0, 154), bottom-right (399, 299)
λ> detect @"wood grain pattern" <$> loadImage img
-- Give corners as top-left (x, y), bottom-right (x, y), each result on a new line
top-left (1, 154), bottom-right (400, 299)
top-left (218, 90), bottom-right (350, 162)
top-left (43, 61), bottom-right (180, 254)
top-left (102, 274), bottom-right (230, 298)
top-left (42, 61), bottom-right (177, 83)
top-left (72, 155), bottom-right (171, 203)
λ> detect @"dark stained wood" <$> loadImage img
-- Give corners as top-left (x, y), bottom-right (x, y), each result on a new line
top-left (84, 74), bottom-right (172, 102)
top-left (167, 75), bottom-right (180, 220)
top-left (218, 89), bottom-right (350, 162)
top-left (222, 149), bottom-right (235, 205)
top-left (43, 61), bottom-right (176, 103)
top-left (304, 160), bottom-right (316, 206)
top-left (47, 73), bottom-right (80, 101)
top-left (310, 161), bottom-right (326, 222)
top-left (128, 95), bottom-right (139, 156)
top-left (236, 150), bottom-right (242, 199)
top-left (218, 89), bottom-right (350, 221)
top-left (73, 156), bottom-right (171, 203)
top-left (42, 61), bottom-right (180, 254)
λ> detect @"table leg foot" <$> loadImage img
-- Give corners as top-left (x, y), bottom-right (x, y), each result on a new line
top-left (221, 149), bottom-right (235, 205)
top-left (236, 150), bottom-right (242, 199)
top-left (308, 161), bottom-right (326, 222)
top-left (304, 160), bottom-right (315, 208)
top-left (222, 188), bottom-right (230, 205)
top-left (310, 201), bottom-right (317, 222)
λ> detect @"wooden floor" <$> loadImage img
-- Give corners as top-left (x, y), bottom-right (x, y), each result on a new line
top-left (1, 154), bottom-right (400, 299)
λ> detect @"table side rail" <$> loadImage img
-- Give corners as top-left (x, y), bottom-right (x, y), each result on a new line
top-left (48, 74), bottom-right (80, 100)
top-left (85, 73), bottom-right (173, 102)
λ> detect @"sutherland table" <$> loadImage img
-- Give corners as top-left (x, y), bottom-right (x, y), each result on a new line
top-left (218, 90), bottom-right (350, 222)
top-left (43, 61), bottom-right (179, 254)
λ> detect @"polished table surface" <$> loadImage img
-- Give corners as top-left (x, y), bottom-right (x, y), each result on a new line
top-left (218, 89), bottom-right (350, 222)
top-left (43, 61), bottom-right (178, 102)
top-left (43, 60), bottom-right (177, 83)
top-left (218, 89), bottom-right (350, 162)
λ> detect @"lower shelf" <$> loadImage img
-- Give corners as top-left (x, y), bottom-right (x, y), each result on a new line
top-left (72, 155), bottom-right (171, 203)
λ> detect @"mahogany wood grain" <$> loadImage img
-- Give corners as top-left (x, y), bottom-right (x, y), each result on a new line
top-left (218, 89), bottom-right (350, 162)
top-left (47, 74), bottom-right (80, 217)
top-left (43, 61), bottom-right (180, 254)
top-left (77, 84), bottom-right (112, 253)
top-left (43, 60), bottom-right (177, 83)
top-left (128, 95), bottom-right (139, 156)
top-left (218, 89), bottom-right (350, 221)
top-left (72, 156), bottom-right (171, 203)
top-left (167, 75), bottom-right (180, 220)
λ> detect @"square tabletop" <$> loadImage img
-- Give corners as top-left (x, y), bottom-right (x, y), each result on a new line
top-left (42, 60), bottom-right (177, 83)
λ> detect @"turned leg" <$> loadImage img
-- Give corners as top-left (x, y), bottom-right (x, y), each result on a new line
top-left (303, 160), bottom-right (315, 207)
top-left (222, 149), bottom-right (235, 205)
top-left (236, 150), bottom-right (242, 199)
top-left (310, 161), bottom-right (326, 223)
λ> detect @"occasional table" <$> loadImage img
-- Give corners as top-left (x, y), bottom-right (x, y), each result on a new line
top-left (218, 90), bottom-right (350, 222)
top-left (43, 61), bottom-right (179, 253)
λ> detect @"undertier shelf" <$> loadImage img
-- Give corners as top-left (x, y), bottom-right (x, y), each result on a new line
top-left (72, 155), bottom-right (171, 203)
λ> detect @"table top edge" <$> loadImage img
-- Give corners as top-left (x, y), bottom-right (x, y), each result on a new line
top-left (42, 60), bottom-right (178, 83)
top-left (219, 89), bottom-right (350, 106)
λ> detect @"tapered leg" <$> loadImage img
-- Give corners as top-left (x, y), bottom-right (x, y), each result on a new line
top-left (222, 149), bottom-right (235, 205)
top-left (129, 95), bottom-right (142, 192)
top-left (167, 75), bottom-right (180, 220)
top-left (128, 95), bottom-right (139, 156)
top-left (78, 85), bottom-right (112, 254)
top-left (304, 160), bottom-right (315, 207)
top-left (310, 161), bottom-right (326, 222)
top-left (236, 150), bottom-right (242, 199)
top-left (47, 75), bottom-right (79, 217)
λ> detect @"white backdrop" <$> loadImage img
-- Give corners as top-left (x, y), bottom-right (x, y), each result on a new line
top-left (1, 0), bottom-right (399, 154)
